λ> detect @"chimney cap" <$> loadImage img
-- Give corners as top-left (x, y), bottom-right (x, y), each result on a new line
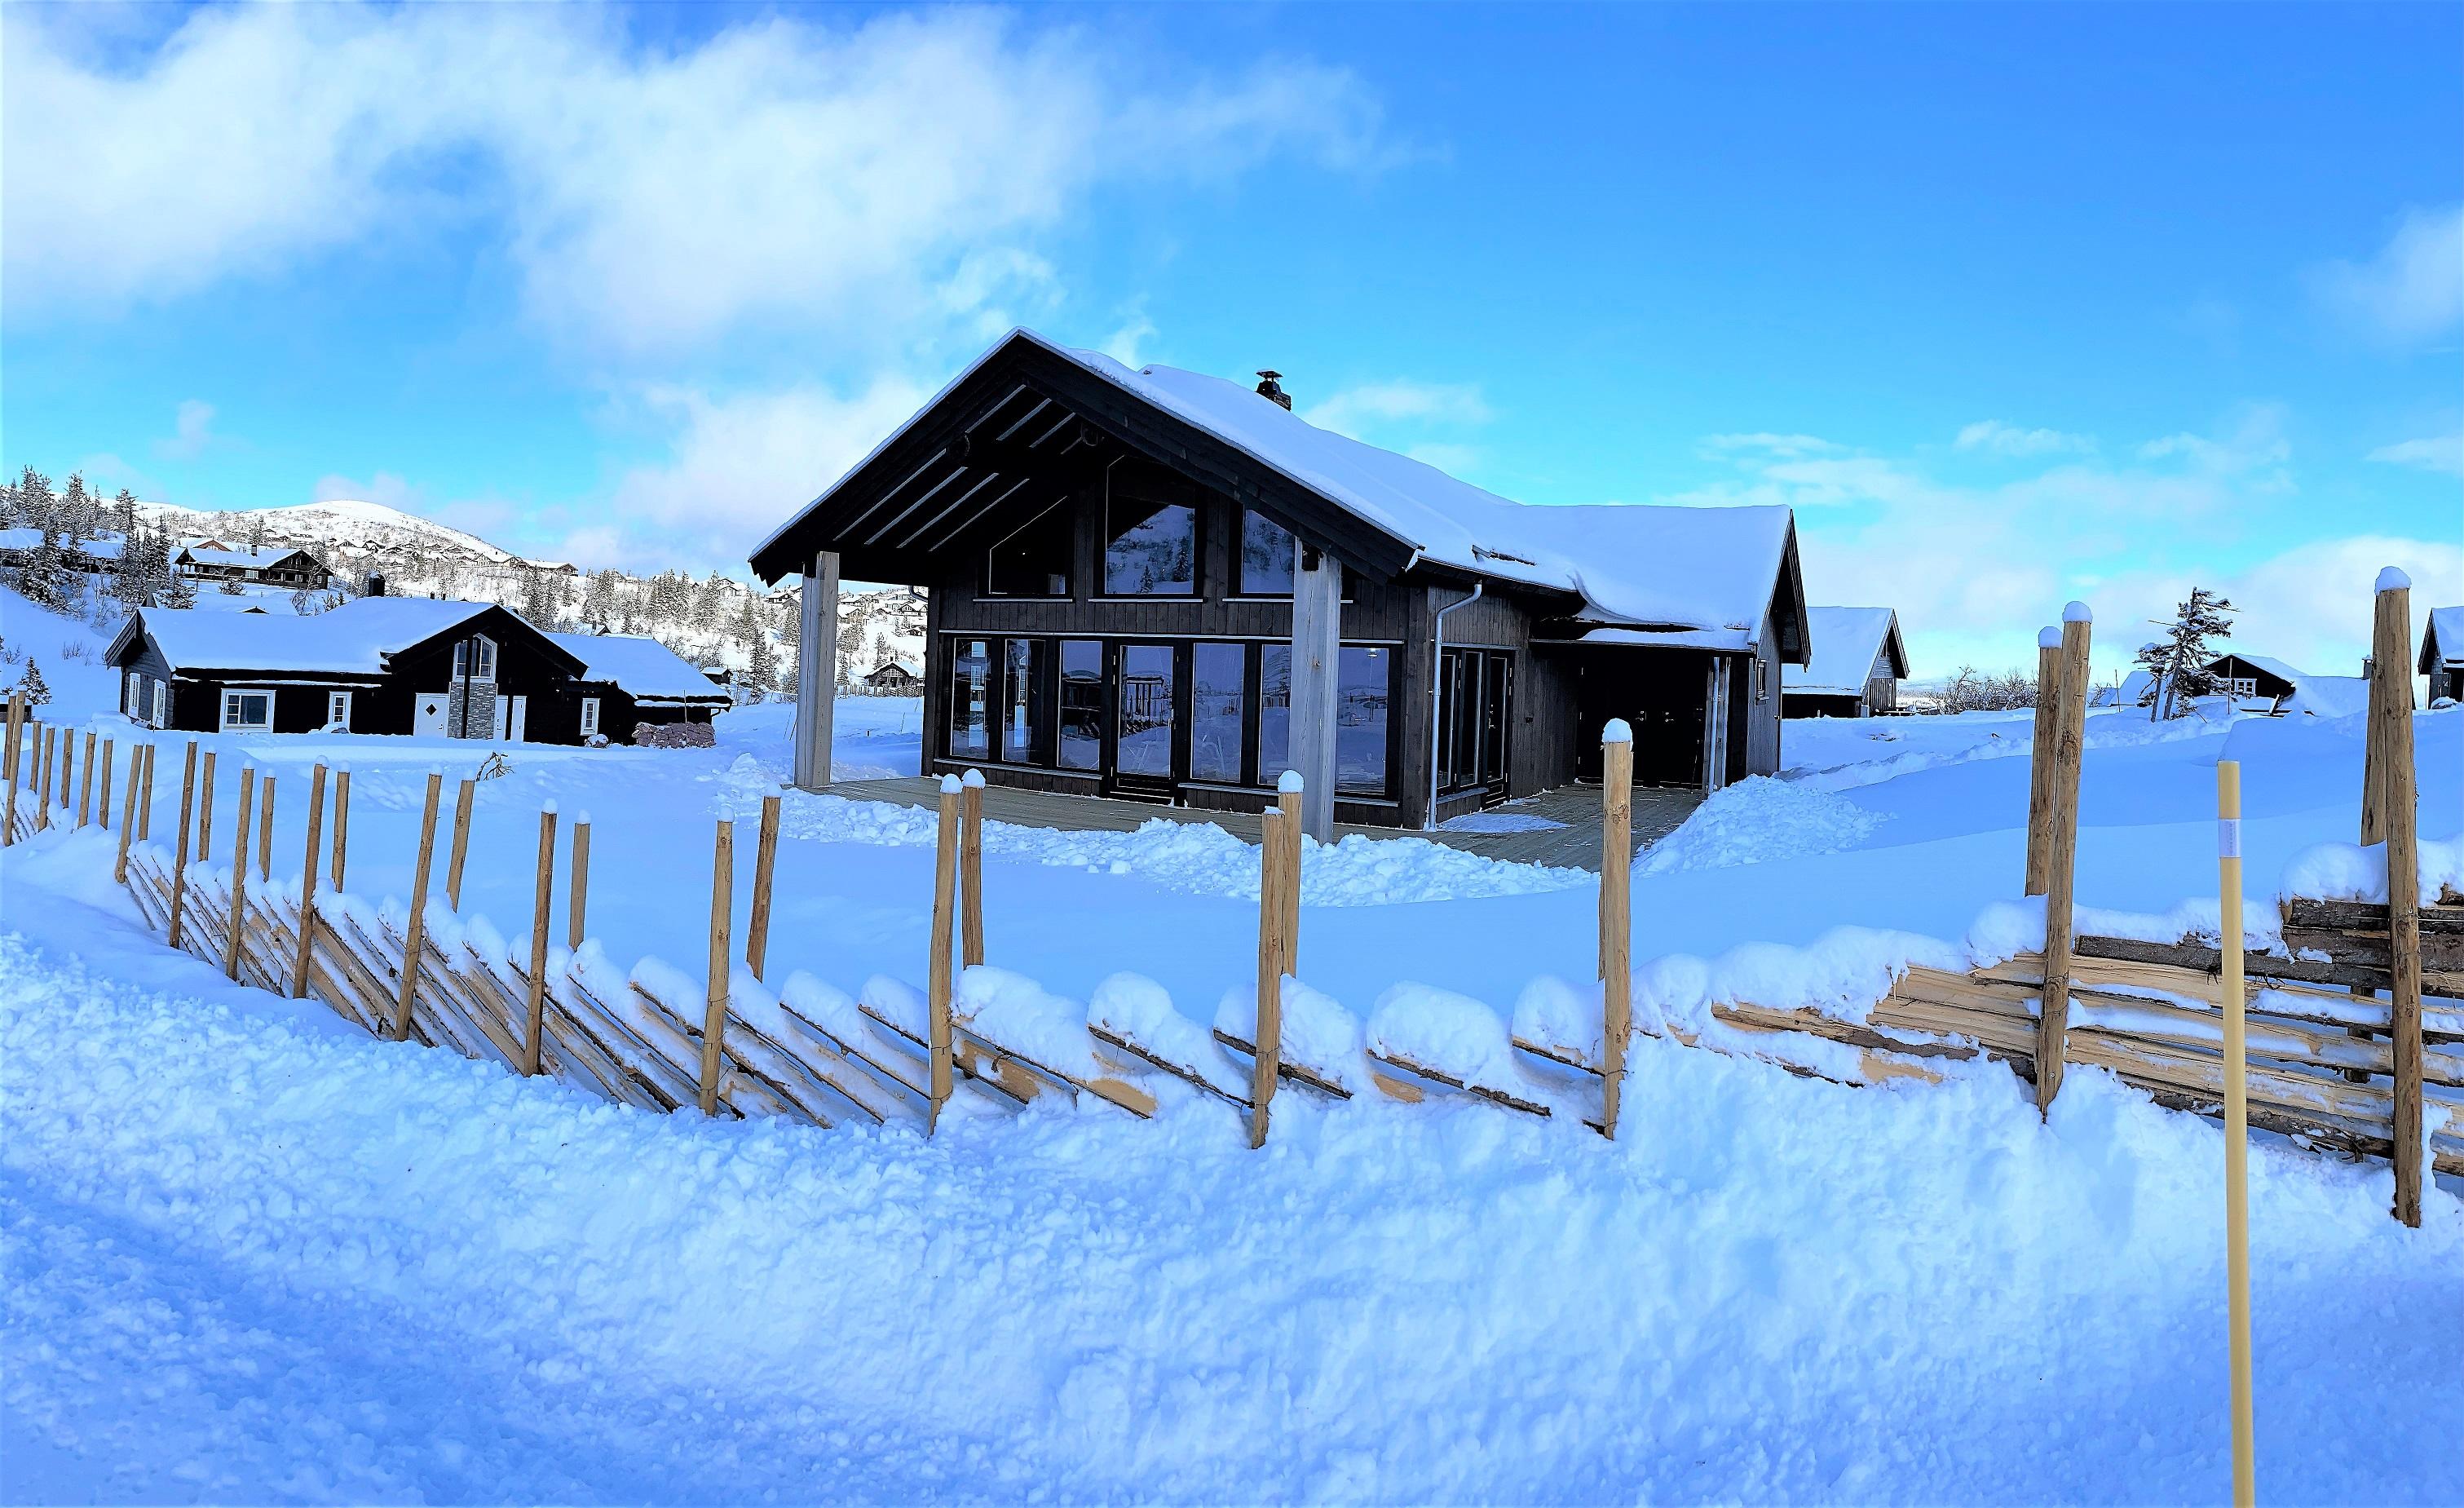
top-left (1254, 369), bottom-right (1292, 410)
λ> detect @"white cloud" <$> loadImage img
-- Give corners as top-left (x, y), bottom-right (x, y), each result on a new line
top-left (2367, 433), bottom-right (2464, 477)
top-left (2, 6), bottom-right (1387, 358)
top-left (1954, 419), bottom-right (2091, 458)
top-left (1099, 308), bottom-right (1159, 369)
top-left (2311, 205), bottom-right (2464, 344)
top-left (2135, 404), bottom-right (2293, 491)
top-left (1698, 432), bottom-right (1839, 459)
top-left (1302, 379), bottom-right (1491, 437)
top-left (153, 400), bottom-right (219, 461)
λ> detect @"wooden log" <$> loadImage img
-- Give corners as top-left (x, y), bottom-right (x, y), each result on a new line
top-left (391, 771), bottom-right (444, 1041)
top-left (77, 731), bottom-right (95, 827)
top-left (1367, 1046), bottom-right (1555, 1117)
top-left (166, 743), bottom-right (199, 948)
top-left (445, 776), bottom-right (476, 910)
top-left (952, 1007), bottom-right (1156, 1118)
top-left (96, 737), bottom-right (112, 831)
top-left (2034, 605), bottom-right (2092, 1112)
top-left (2372, 575), bottom-right (2424, 1227)
top-left (2074, 932), bottom-right (2396, 993)
top-left (2, 694), bottom-right (22, 847)
top-left (772, 995), bottom-right (937, 1119)
top-left (329, 766), bottom-right (351, 890)
top-left (1251, 805), bottom-right (1287, 1148)
top-left (960, 771), bottom-right (984, 968)
top-left (1278, 782), bottom-right (1301, 978)
top-left (567, 812), bottom-right (590, 949)
top-left (291, 765), bottom-right (327, 998)
top-left (139, 741), bottom-right (155, 840)
top-left (1215, 1026), bottom-right (1353, 1100)
top-left (2216, 759), bottom-right (2255, 1506)
top-left (1090, 1023), bottom-right (1252, 1109)
top-left (746, 794), bottom-right (779, 977)
top-left (224, 766), bottom-right (255, 980)
top-left (1599, 724), bottom-right (1633, 1139)
top-left (197, 748), bottom-right (215, 856)
top-left (2284, 896), bottom-right (2464, 936)
top-left (524, 804), bottom-right (558, 1076)
top-left (256, 772), bottom-right (276, 880)
top-left (700, 813), bottom-right (734, 1115)
top-left (926, 777), bottom-right (959, 1131)
top-left (36, 725), bottom-right (52, 830)
top-left (114, 745), bottom-right (141, 884)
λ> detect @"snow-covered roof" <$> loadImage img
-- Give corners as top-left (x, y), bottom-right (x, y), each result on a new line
top-left (1784, 607), bottom-right (1905, 696)
top-left (121, 598), bottom-right (501, 674)
top-left (2422, 606), bottom-right (2464, 673)
top-left (868, 660), bottom-right (921, 678)
top-left (756, 329), bottom-right (1802, 648)
top-left (2207, 652), bottom-right (2305, 689)
top-left (179, 540), bottom-right (317, 569)
top-left (2282, 675), bottom-right (2370, 719)
top-left (546, 632), bottom-right (731, 701)
top-left (0, 528), bottom-right (125, 558)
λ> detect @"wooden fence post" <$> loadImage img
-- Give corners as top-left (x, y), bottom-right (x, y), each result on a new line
top-left (747, 794), bottom-right (780, 977)
top-left (960, 769), bottom-right (985, 967)
top-left (567, 811), bottom-right (591, 949)
top-left (257, 772), bottom-right (276, 880)
top-left (1277, 772), bottom-right (1303, 980)
top-left (224, 765), bottom-right (256, 980)
top-left (293, 763), bottom-right (327, 999)
top-left (1251, 804), bottom-right (1289, 1149)
top-left (2033, 602), bottom-right (2093, 1113)
top-left (2371, 569), bottom-right (2423, 1227)
top-left (36, 726), bottom-right (52, 830)
top-left (1600, 721), bottom-right (1634, 1138)
top-left (97, 738), bottom-right (113, 832)
top-left (2, 694), bottom-right (22, 846)
top-left (700, 809), bottom-right (735, 1114)
top-left (77, 731), bottom-right (96, 827)
top-left (330, 765), bottom-right (351, 890)
top-left (926, 775), bottom-right (960, 1132)
top-left (2216, 758), bottom-right (2255, 1504)
top-left (198, 749), bottom-right (217, 857)
top-left (114, 745), bottom-right (141, 883)
top-left (139, 741), bottom-right (156, 840)
top-left (391, 771), bottom-right (444, 1041)
top-left (524, 803), bottom-right (559, 1077)
top-left (446, 776), bottom-right (476, 910)
top-left (167, 743), bottom-right (198, 948)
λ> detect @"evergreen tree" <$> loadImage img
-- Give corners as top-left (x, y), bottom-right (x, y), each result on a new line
top-left (748, 626), bottom-right (778, 694)
top-left (2134, 587), bottom-right (2237, 719)
top-left (60, 472), bottom-right (92, 546)
top-left (15, 530), bottom-right (64, 608)
top-left (13, 658), bottom-right (50, 709)
top-left (581, 569), bottom-right (618, 630)
top-left (163, 563), bottom-right (198, 609)
top-left (248, 512), bottom-right (267, 551)
top-left (113, 488), bottom-right (139, 542)
top-left (519, 565), bottom-right (563, 627)
top-left (17, 468), bottom-right (55, 534)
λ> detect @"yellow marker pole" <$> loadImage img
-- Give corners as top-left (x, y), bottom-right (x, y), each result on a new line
top-left (2217, 759), bottom-right (2254, 1508)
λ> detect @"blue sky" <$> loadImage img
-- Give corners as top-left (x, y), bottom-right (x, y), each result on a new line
top-left (5, 2), bottom-right (2457, 675)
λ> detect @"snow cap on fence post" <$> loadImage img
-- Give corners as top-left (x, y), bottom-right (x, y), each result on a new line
top-left (2063, 600), bottom-right (2093, 624)
top-left (961, 767), bottom-right (984, 789)
top-left (2375, 565), bottom-right (2410, 593)
top-left (2038, 626), bottom-right (2062, 649)
top-left (541, 798), bottom-right (558, 816)
top-left (576, 808), bottom-right (590, 825)
top-left (1601, 719), bottom-right (1632, 745)
top-left (939, 773), bottom-right (963, 795)
top-left (1277, 769), bottom-right (1305, 794)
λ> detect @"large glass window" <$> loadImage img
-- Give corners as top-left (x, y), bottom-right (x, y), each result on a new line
top-left (1104, 494), bottom-right (1197, 595)
top-left (453, 635), bottom-right (497, 679)
top-left (1115, 644), bottom-right (1177, 778)
top-left (1058, 639), bottom-right (1103, 770)
top-left (1237, 511), bottom-right (1296, 595)
top-left (1256, 644), bottom-right (1292, 785)
top-left (1337, 647), bottom-right (1392, 795)
top-left (1481, 654), bottom-right (1512, 785)
top-left (1190, 643), bottom-right (1247, 784)
top-left (1002, 639), bottom-right (1049, 763)
top-left (221, 690), bottom-right (272, 732)
top-left (984, 502), bottom-right (1073, 597)
top-left (947, 638), bottom-right (991, 759)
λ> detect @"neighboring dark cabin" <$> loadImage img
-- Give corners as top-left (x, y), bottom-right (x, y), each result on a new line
top-left (546, 632), bottom-right (734, 744)
top-left (863, 661), bottom-right (921, 691)
top-left (748, 328), bottom-right (1808, 832)
top-left (107, 599), bottom-right (596, 742)
top-left (174, 541), bottom-right (331, 590)
top-left (2204, 652), bottom-right (2300, 705)
top-left (1782, 607), bottom-right (1909, 719)
top-left (2418, 607), bottom-right (2464, 704)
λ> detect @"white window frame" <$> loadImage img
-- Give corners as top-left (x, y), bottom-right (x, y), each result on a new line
top-left (579, 697), bottom-right (601, 738)
top-left (221, 688), bottom-right (274, 732)
top-left (2228, 676), bottom-right (2256, 699)
top-left (327, 690), bottom-right (353, 729)
top-left (453, 635), bottom-right (499, 681)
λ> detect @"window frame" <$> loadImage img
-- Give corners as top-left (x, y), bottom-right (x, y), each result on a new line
top-left (454, 635), bottom-right (499, 681)
top-left (326, 690), bottom-right (353, 730)
top-left (1098, 485), bottom-right (1202, 599)
top-left (1231, 507), bottom-right (1297, 599)
top-left (220, 688), bottom-right (273, 732)
top-left (580, 696), bottom-right (601, 738)
top-left (980, 500), bottom-right (1076, 600)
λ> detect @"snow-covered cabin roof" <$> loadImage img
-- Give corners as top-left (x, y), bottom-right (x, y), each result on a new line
top-left (546, 632), bottom-right (732, 703)
top-left (867, 660), bottom-right (921, 679)
top-left (0, 528), bottom-right (125, 559)
top-left (752, 329), bottom-right (1806, 657)
top-left (2419, 606), bottom-right (2464, 674)
top-left (1783, 607), bottom-right (1907, 696)
top-left (177, 540), bottom-right (319, 570)
top-left (113, 599), bottom-right (560, 677)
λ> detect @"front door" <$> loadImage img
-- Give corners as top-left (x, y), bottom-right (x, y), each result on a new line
top-left (505, 695), bottom-right (528, 742)
top-left (415, 691), bottom-right (449, 738)
top-left (1108, 642), bottom-right (1179, 799)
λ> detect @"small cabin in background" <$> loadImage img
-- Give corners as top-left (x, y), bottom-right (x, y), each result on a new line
top-left (863, 660), bottom-right (921, 692)
top-left (2206, 652), bottom-right (2299, 705)
top-left (2420, 607), bottom-right (2464, 704)
top-left (174, 540), bottom-right (330, 590)
top-left (1782, 607), bottom-right (1907, 719)
top-left (546, 632), bottom-right (735, 743)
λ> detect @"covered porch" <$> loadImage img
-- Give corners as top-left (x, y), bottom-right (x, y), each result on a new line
top-left (820, 776), bottom-right (1702, 872)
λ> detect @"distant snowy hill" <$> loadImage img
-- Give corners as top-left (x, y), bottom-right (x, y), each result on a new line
top-left (137, 498), bottom-right (525, 568)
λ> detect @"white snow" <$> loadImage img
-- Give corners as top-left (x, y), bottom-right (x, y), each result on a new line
top-left (2064, 599), bottom-right (2094, 622)
top-left (2377, 565), bottom-right (2411, 592)
top-left (1437, 810), bottom-right (1569, 834)
top-left (1640, 775), bottom-right (1886, 873)
top-left (545, 631), bottom-right (731, 702)
top-left (126, 597), bottom-right (499, 674)
top-left (1786, 606), bottom-right (1901, 695)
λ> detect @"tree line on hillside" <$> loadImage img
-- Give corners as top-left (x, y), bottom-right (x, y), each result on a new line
top-left (2, 467), bottom-right (197, 617)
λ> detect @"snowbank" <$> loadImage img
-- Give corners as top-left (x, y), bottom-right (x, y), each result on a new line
top-left (1640, 776), bottom-right (1884, 873)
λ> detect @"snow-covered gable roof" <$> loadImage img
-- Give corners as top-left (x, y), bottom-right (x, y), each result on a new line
top-left (753, 329), bottom-right (1803, 652)
top-left (2421, 606), bottom-right (2464, 673)
top-left (546, 632), bottom-right (731, 702)
top-left (120, 599), bottom-right (504, 675)
top-left (179, 540), bottom-right (318, 570)
top-left (1784, 607), bottom-right (1905, 696)
top-left (0, 528), bottom-right (126, 559)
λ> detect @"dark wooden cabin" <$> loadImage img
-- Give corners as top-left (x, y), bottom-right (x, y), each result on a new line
top-left (751, 329), bottom-right (1807, 834)
top-left (108, 599), bottom-right (596, 742)
top-left (1782, 607), bottom-right (1908, 719)
top-left (546, 632), bottom-right (734, 743)
top-left (2416, 608), bottom-right (2462, 704)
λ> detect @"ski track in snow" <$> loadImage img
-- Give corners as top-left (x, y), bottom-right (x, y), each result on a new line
top-left (3, 919), bottom-right (2459, 1503)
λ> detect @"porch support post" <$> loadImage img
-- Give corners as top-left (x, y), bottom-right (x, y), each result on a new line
top-left (793, 551), bottom-right (839, 793)
top-left (1288, 550), bottom-right (1342, 842)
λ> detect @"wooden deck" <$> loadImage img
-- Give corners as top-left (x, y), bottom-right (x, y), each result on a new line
top-left (819, 777), bottom-right (1702, 872)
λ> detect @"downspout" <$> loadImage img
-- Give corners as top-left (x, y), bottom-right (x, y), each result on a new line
top-left (1424, 582), bottom-right (1483, 830)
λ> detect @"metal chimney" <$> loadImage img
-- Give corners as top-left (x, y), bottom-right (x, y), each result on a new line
top-left (1255, 370), bottom-right (1292, 410)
